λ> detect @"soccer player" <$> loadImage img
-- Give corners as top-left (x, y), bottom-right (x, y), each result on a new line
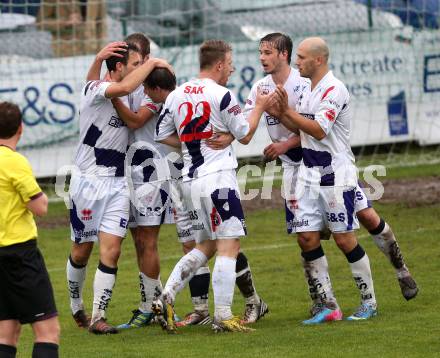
top-left (241, 32), bottom-right (307, 235)
top-left (270, 37), bottom-right (378, 322)
top-left (233, 33), bottom-right (417, 307)
top-left (86, 34), bottom-right (172, 329)
top-left (0, 102), bottom-right (60, 358)
top-left (112, 65), bottom-right (268, 328)
top-left (154, 40), bottom-right (271, 333)
top-left (66, 43), bottom-right (171, 334)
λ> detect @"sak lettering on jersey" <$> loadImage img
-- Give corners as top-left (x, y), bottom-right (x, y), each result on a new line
top-left (184, 86), bottom-right (205, 94)
top-left (155, 78), bottom-right (250, 181)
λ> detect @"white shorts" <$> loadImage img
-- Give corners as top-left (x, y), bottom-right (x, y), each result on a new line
top-left (169, 179), bottom-right (196, 243)
top-left (128, 181), bottom-right (174, 227)
top-left (69, 176), bottom-right (130, 243)
top-left (282, 165), bottom-right (300, 234)
top-left (180, 170), bottom-right (247, 243)
top-left (293, 185), bottom-right (360, 233)
top-left (355, 184), bottom-right (372, 213)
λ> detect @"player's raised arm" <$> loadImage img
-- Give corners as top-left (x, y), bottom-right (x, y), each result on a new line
top-left (105, 58), bottom-right (173, 99)
top-left (86, 42), bottom-right (127, 82)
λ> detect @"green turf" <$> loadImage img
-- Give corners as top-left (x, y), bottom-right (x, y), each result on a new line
top-left (13, 201), bottom-right (440, 357)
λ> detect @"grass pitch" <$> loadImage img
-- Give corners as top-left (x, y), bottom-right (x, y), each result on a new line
top-left (15, 162), bottom-right (440, 357)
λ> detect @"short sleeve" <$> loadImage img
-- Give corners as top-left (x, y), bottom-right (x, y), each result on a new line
top-left (83, 80), bottom-right (112, 104)
top-left (219, 90), bottom-right (249, 140)
top-left (155, 93), bottom-right (177, 141)
top-left (10, 155), bottom-right (42, 203)
top-left (141, 96), bottom-right (162, 115)
top-left (314, 85), bottom-right (349, 135)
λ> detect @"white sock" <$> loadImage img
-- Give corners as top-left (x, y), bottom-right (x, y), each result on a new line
top-left (139, 272), bottom-right (162, 313)
top-left (92, 263), bottom-right (117, 323)
top-left (301, 257), bottom-right (321, 306)
top-left (371, 220), bottom-right (408, 278)
top-left (347, 246), bottom-right (376, 306)
top-left (163, 248), bottom-right (207, 305)
top-left (213, 256), bottom-right (236, 321)
top-left (302, 247), bottom-right (339, 311)
top-left (66, 256), bottom-right (87, 315)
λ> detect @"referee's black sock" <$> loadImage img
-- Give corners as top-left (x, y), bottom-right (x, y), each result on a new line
top-left (32, 342), bottom-right (58, 358)
top-left (0, 344), bottom-right (16, 358)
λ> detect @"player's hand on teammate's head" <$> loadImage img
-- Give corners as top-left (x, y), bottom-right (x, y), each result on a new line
top-left (149, 58), bottom-right (175, 75)
top-left (206, 132), bottom-right (234, 150)
top-left (96, 42), bottom-right (127, 61)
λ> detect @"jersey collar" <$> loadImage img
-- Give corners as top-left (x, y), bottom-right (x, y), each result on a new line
top-left (0, 144), bottom-right (15, 151)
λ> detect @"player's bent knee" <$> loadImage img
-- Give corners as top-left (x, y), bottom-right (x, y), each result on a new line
top-left (297, 232), bottom-right (320, 251)
top-left (333, 232), bottom-right (358, 253)
top-left (70, 242), bottom-right (93, 265)
top-left (357, 208), bottom-right (380, 231)
top-left (216, 238), bottom-right (240, 258)
top-left (182, 241), bottom-right (195, 254)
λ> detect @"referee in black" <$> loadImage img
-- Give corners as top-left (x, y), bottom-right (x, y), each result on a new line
top-left (0, 102), bottom-right (60, 358)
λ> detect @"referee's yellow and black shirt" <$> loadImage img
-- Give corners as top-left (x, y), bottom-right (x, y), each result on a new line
top-left (0, 145), bottom-right (42, 247)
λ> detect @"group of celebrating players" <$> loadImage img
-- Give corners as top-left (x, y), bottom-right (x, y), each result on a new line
top-left (65, 32), bottom-right (419, 336)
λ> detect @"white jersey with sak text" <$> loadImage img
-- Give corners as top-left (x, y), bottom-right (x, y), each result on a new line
top-left (244, 67), bottom-right (309, 167)
top-left (296, 71), bottom-right (357, 188)
top-left (155, 78), bottom-right (250, 181)
top-left (74, 80), bottom-right (130, 177)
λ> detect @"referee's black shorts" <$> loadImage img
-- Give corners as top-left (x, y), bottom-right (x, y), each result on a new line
top-left (0, 239), bottom-right (58, 324)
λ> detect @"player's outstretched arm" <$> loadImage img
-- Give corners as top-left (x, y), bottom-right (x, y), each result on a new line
top-left (274, 86), bottom-right (326, 140)
top-left (111, 98), bottom-right (155, 129)
top-left (105, 58), bottom-right (173, 99)
top-left (86, 42), bottom-right (127, 81)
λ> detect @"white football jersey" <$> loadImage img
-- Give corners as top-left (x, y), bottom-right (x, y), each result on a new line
top-left (129, 95), bottom-right (182, 184)
top-left (244, 68), bottom-right (309, 167)
top-left (155, 78), bottom-right (249, 181)
top-left (296, 71), bottom-right (357, 187)
top-left (74, 80), bottom-right (129, 177)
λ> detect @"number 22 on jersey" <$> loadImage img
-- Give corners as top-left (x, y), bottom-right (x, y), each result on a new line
top-left (178, 101), bottom-right (213, 142)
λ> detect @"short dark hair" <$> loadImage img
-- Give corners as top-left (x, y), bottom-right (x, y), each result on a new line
top-left (199, 40), bottom-right (232, 70)
top-left (0, 102), bottom-right (22, 139)
top-left (125, 33), bottom-right (151, 59)
top-left (260, 33), bottom-right (293, 64)
top-left (105, 43), bottom-right (139, 72)
top-left (143, 68), bottom-right (176, 92)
